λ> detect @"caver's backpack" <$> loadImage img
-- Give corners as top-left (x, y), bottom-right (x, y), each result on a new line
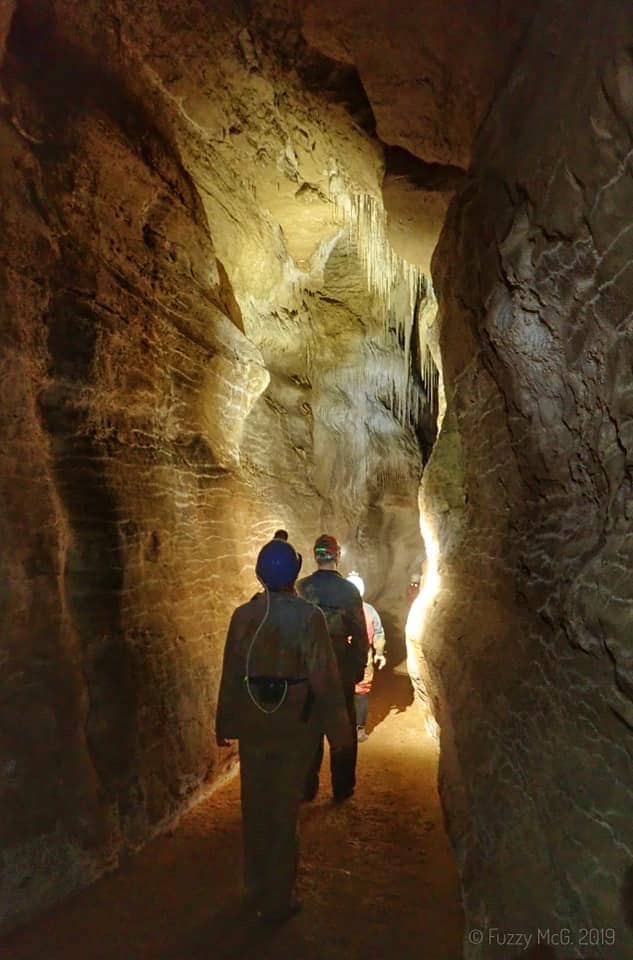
top-left (317, 603), bottom-right (363, 683)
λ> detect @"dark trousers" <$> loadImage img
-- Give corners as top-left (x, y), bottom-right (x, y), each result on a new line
top-left (239, 740), bottom-right (314, 911)
top-left (354, 692), bottom-right (368, 728)
top-left (304, 682), bottom-right (357, 800)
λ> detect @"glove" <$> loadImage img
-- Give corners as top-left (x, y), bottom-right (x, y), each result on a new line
top-left (374, 653), bottom-right (386, 670)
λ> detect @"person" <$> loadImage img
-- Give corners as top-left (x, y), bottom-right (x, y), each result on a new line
top-left (215, 537), bottom-right (351, 923)
top-left (296, 534), bottom-right (368, 802)
top-left (406, 574), bottom-right (420, 606)
top-left (346, 572), bottom-right (386, 742)
top-left (273, 528), bottom-right (289, 541)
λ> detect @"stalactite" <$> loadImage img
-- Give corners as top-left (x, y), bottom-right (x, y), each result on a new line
top-left (332, 191), bottom-right (438, 428)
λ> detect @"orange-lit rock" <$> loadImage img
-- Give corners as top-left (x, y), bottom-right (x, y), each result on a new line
top-left (301, 0), bottom-right (536, 168)
top-left (2, 0), bottom-right (632, 955)
top-left (0, 0), bottom-right (428, 929)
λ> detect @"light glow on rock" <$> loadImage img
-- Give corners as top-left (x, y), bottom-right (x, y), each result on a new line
top-left (424, 712), bottom-right (440, 742)
top-left (405, 512), bottom-right (440, 679)
top-left (333, 190), bottom-right (439, 423)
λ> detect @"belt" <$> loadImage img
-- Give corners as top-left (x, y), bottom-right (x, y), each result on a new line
top-left (245, 676), bottom-right (312, 719)
top-left (246, 676), bottom-right (308, 686)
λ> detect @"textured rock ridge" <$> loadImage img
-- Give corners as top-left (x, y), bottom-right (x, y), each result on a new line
top-left (0, 0), bottom-right (429, 927)
top-left (412, 0), bottom-right (633, 954)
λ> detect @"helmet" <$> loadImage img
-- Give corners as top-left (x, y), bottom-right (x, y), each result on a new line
top-left (346, 571), bottom-right (365, 597)
top-left (314, 534), bottom-right (340, 562)
top-left (256, 539), bottom-right (302, 590)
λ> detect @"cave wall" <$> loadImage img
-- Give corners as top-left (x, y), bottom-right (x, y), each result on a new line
top-left (0, 0), bottom-right (426, 927)
top-left (8, 0), bottom-right (633, 944)
top-left (415, 0), bottom-right (633, 954)
top-left (300, 0), bottom-right (535, 169)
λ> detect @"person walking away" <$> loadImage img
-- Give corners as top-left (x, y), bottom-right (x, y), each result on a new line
top-left (215, 538), bottom-right (351, 922)
top-left (346, 572), bottom-right (386, 742)
top-left (296, 535), bottom-right (368, 802)
top-left (406, 574), bottom-right (420, 606)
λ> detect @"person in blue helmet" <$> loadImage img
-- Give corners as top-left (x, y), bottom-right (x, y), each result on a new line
top-left (215, 537), bottom-right (351, 923)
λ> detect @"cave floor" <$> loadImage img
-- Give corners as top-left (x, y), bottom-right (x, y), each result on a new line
top-left (2, 671), bottom-right (463, 960)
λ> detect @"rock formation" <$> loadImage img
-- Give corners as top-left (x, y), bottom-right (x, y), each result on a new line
top-left (413, 1), bottom-right (633, 955)
top-left (0, 0), bottom-right (429, 928)
top-left (2, 0), bottom-right (633, 955)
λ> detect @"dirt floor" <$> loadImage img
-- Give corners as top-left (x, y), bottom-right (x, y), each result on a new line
top-left (1, 671), bottom-right (464, 960)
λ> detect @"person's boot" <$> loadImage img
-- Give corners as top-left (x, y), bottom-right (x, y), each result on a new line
top-left (257, 898), bottom-right (303, 923)
top-left (357, 726), bottom-right (369, 743)
top-left (332, 787), bottom-right (354, 802)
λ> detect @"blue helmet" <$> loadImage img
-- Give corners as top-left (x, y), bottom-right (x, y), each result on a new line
top-left (255, 539), bottom-right (302, 590)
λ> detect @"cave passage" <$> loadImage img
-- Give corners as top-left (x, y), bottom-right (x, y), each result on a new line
top-left (0, 670), bottom-right (463, 960)
top-left (1, 0), bottom-right (449, 934)
top-left (4, 0), bottom-right (633, 955)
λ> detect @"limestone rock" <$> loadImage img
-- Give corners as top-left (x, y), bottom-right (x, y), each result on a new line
top-left (301, 0), bottom-right (537, 168)
top-left (0, 0), bottom-right (426, 928)
top-left (3, 0), bottom-right (632, 950)
top-left (413, 1), bottom-right (633, 954)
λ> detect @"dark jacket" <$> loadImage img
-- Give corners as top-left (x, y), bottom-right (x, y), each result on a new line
top-left (215, 591), bottom-right (351, 749)
top-left (296, 569), bottom-right (369, 685)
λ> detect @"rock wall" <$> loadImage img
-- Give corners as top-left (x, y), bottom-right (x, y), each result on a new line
top-left (5, 0), bottom-right (631, 946)
top-left (0, 0), bottom-right (427, 928)
top-left (414, 0), bottom-right (633, 955)
top-left (300, 0), bottom-right (535, 169)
